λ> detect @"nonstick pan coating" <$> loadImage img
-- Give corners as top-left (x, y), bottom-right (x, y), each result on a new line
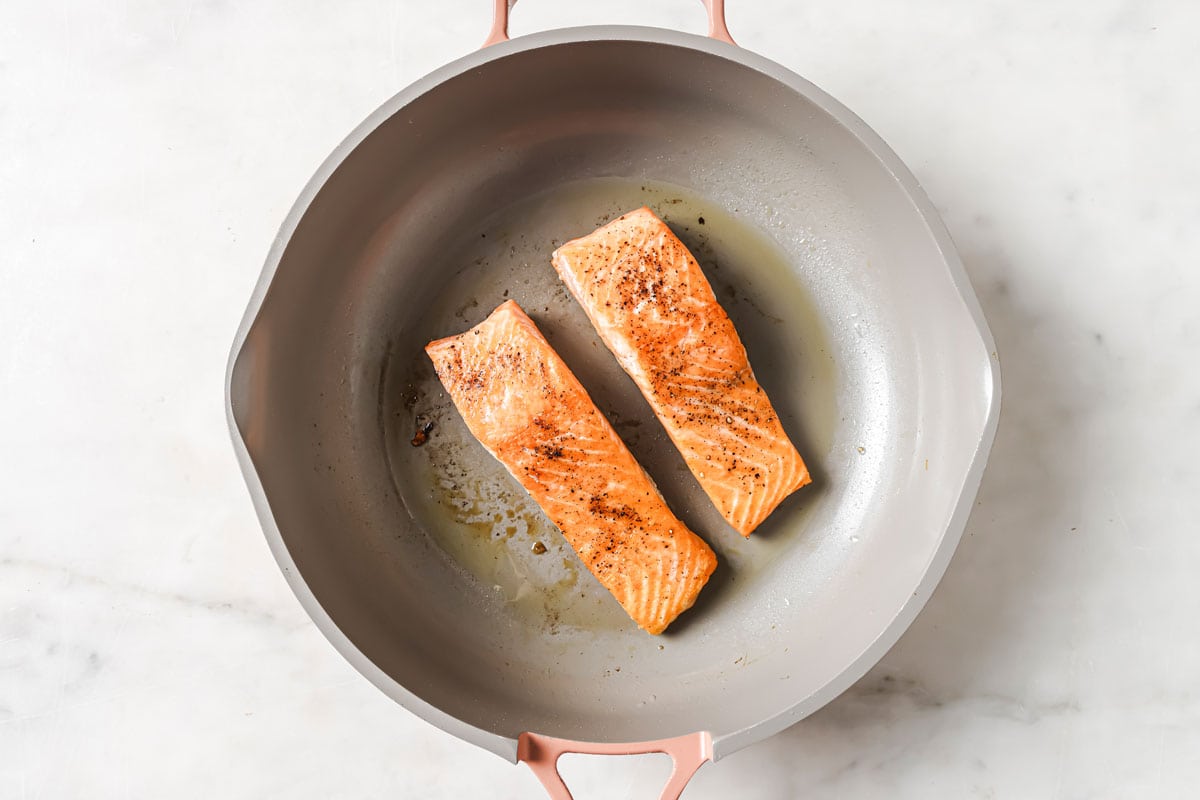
top-left (228, 28), bottom-right (999, 761)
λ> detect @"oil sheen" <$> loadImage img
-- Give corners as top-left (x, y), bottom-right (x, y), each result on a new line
top-left (384, 177), bottom-right (836, 634)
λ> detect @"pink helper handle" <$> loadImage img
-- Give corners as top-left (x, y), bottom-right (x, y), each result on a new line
top-left (484, 0), bottom-right (736, 48)
top-left (517, 731), bottom-right (714, 800)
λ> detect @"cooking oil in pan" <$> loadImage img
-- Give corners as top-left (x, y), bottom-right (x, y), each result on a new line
top-left (384, 177), bottom-right (835, 635)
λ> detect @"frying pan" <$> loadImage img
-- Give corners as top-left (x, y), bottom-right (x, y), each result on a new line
top-left (226, 2), bottom-right (1001, 797)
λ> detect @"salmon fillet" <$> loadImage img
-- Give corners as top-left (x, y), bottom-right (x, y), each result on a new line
top-left (552, 207), bottom-right (811, 536)
top-left (425, 300), bottom-right (717, 634)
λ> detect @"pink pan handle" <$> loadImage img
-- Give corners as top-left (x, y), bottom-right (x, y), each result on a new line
top-left (484, 0), bottom-right (736, 48)
top-left (517, 731), bottom-right (713, 800)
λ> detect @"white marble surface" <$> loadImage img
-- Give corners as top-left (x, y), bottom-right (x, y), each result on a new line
top-left (3, 1), bottom-right (1199, 797)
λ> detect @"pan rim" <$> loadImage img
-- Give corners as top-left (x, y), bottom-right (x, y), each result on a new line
top-left (226, 25), bottom-right (1001, 763)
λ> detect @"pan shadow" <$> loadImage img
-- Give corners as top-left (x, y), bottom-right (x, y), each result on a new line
top-left (685, 221), bottom-right (1091, 795)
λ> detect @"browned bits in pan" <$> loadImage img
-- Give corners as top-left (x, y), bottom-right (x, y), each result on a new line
top-left (410, 416), bottom-right (435, 447)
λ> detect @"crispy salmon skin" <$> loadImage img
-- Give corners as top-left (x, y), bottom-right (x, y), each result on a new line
top-left (425, 300), bottom-right (716, 634)
top-left (552, 207), bottom-right (811, 536)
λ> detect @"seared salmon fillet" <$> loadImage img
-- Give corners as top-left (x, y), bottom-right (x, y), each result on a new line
top-left (425, 300), bottom-right (716, 634)
top-left (552, 207), bottom-right (811, 536)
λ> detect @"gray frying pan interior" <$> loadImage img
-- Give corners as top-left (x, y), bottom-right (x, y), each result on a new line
top-left (227, 27), bottom-right (1000, 762)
